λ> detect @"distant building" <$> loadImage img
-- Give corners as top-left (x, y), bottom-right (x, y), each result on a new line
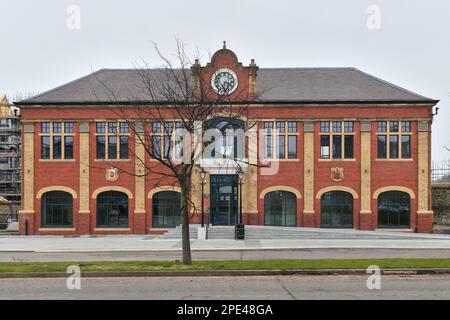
top-left (0, 95), bottom-right (20, 220)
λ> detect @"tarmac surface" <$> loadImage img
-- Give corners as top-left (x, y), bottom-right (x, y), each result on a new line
top-left (1, 274), bottom-right (450, 299)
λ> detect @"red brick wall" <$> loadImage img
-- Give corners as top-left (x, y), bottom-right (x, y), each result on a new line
top-left (18, 52), bottom-right (434, 235)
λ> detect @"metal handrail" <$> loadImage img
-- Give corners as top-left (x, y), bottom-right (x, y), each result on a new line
top-left (2, 202), bottom-right (18, 224)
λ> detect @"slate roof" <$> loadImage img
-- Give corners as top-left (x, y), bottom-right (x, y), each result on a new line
top-left (16, 68), bottom-right (436, 105)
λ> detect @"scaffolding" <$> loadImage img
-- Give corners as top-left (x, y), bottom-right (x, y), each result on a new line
top-left (0, 95), bottom-right (20, 221)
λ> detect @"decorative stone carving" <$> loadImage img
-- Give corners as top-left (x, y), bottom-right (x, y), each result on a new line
top-left (331, 167), bottom-right (344, 182)
top-left (106, 167), bottom-right (119, 182)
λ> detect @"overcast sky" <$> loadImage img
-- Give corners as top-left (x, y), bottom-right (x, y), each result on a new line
top-left (1, 0), bottom-right (448, 162)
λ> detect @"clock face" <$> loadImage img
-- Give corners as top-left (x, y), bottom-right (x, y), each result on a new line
top-left (211, 68), bottom-right (238, 95)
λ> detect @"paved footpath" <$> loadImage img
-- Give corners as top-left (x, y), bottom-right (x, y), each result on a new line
top-left (1, 229), bottom-right (450, 253)
top-left (0, 229), bottom-right (450, 261)
top-left (1, 274), bottom-right (450, 299)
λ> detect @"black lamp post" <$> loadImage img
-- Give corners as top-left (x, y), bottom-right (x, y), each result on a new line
top-left (235, 167), bottom-right (245, 240)
top-left (237, 168), bottom-right (244, 225)
top-left (200, 168), bottom-right (206, 228)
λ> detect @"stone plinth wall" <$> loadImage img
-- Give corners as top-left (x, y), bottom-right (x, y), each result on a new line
top-left (432, 183), bottom-right (450, 229)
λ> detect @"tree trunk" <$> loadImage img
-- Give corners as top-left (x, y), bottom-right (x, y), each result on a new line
top-left (180, 178), bottom-right (192, 265)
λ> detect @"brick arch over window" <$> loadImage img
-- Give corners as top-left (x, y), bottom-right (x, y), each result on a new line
top-left (373, 186), bottom-right (416, 199)
top-left (36, 186), bottom-right (78, 199)
top-left (259, 186), bottom-right (302, 199)
top-left (148, 186), bottom-right (181, 199)
top-left (91, 186), bottom-right (133, 199)
top-left (316, 186), bottom-right (359, 200)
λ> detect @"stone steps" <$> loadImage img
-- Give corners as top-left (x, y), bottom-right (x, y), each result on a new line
top-left (0, 229), bottom-right (19, 236)
top-left (158, 225), bottom-right (199, 239)
top-left (158, 224), bottom-right (419, 240)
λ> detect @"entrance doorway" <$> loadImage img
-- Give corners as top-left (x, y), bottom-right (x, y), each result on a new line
top-left (210, 175), bottom-right (238, 225)
top-left (320, 191), bottom-right (353, 228)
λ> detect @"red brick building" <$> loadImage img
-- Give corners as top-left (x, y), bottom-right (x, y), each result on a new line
top-left (16, 45), bottom-right (438, 235)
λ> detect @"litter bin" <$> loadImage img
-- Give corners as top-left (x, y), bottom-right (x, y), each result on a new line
top-left (235, 224), bottom-right (245, 240)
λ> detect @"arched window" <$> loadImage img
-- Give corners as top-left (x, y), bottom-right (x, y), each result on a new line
top-left (152, 191), bottom-right (181, 228)
top-left (96, 191), bottom-right (128, 228)
top-left (41, 191), bottom-right (73, 227)
top-left (320, 191), bottom-right (353, 228)
top-left (264, 191), bottom-right (296, 227)
top-left (378, 191), bottom-right (410, 228)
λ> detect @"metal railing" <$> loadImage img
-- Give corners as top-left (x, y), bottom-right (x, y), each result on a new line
top-left (432, 160), bottom-right (450, 184)
top-left (0, 202), bottom-right (18, 230)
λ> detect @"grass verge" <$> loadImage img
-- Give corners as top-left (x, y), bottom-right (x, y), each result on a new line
top-left (1, 258), bottom-right (450, 273)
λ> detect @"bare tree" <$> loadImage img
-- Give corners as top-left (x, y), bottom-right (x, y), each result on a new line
top-left (96, 41), bottom-right (263, 265)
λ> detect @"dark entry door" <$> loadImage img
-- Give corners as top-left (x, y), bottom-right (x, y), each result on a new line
top-left (378, 191), bottom-right (410, 228)
top-left (210, 175), bottom-right (238, 225)
top-left (320, 191), bottom-right (353, 228)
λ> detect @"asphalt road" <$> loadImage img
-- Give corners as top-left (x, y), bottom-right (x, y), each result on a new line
top-left (2, 248), bottom-right (450, 262)
top-left (1, 275), bottom-right (450, 299)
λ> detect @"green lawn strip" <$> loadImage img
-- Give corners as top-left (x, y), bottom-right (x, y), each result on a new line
top-left (1, 258), bottom-right (450, 273)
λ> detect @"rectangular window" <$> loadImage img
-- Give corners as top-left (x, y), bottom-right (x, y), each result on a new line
top-left (108, 136), bottom-right (117, 159)
top-left (174, 135), bottom-right (183, 159)
top-left (390, 121), bottom-right (399, 133)
top-left (287, 121), bottom-right (297, 133)
top-left (377, 120), bottom-right (412, 159)
top-left (53, 136), bottom-right (62, 159)
top-left (401, 121), bottom-right (411, 132)
top-left (332, 135), bottom-right (342, 159)
top-left (108, 122), bottom-right (116, 133)
top-left (277, 135), bottom-right (285, 159)
top-left (41, 136), bottom-right (50, 159)
top-left (275, 121), bottom-right (285, 133)
top-left (119, 122), bottom-right (128, 133)
top-left (53, 122), bottom-right (62, 134)
top-left (64, 136), bottom-right (73, 159)
top-left (344, 135), bottom-right (354, 159)
top-left (96, 122), bottom-right (106, 133)
top-left (163, 122), bottom-right (174, 134)
top-left (332, 121), bottom-right (342, 133)
top-left (96, 121), bottom-right (129, 160)
top-left (401, 135), bottom-right (411, 158)
top-left (175, 121), bottom-right (184, 129)
top-left (377, 135), bottom-right (387, 158)
top-left (320, 121), bottom-right (353, 160)
top-left (164, 135), bottom-right (171, 158)
top-left (41, 122), bottom-right (50, 133)
top-left (152, 136), bottom-right (161, 158)
top-left (264, 121), bottom-right (298, 160)
top-left (41, 122), bottom-right (75, 160)
top-left (264, 122), bottom-right (273, 133)
top-left (96, 136), bottom-right (106, 159)
top-left (389, 135), bottom-right (399, 158)
top-left (120, 136), bottom-right (129, 159)
top-left (344, 121), bottom-right (354, 133)
top-left (264, 135), bottom-right (273, 158)
top-left (377, 121), bottom-right (387, 132)
top-left (320, 121), bottom-right (330, 133)
top-left (64, 122), bottom-right (73, 133)
top-left (152, 122), bottom-right (161, 133)
top-left (320, 135), bottom-right (330, 159)
top-left (288, 136), bottom-right (297, 159)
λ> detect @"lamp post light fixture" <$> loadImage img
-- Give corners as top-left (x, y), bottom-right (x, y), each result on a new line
top-left (235, 167), bottom-right (245, 240)
top-left (237, 168), bottom-right (244, 225)
top-left (200, 167), bottom-right (206, 228)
